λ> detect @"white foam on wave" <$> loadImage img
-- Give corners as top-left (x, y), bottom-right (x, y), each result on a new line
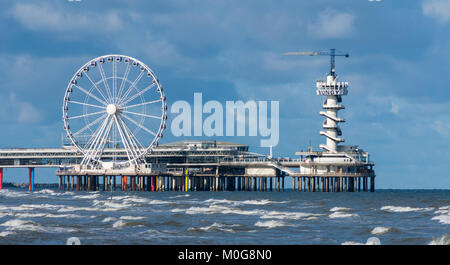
top-left (371, 226), bottom-right (391, 235)
top-left (432, 215), bottom-right (450, 224)
top-left (205, 198), bottom-right (286, 206)
top-left (172, 205), bottom-right (264, 216)
top-left (13, 212), bottom-right (80, 219)
top-left (112, 220), bottom-right (127, 228)
top-left (381, 206), bottom-right (434, 213)
top-left (428, 234), bottom-right (450, 245)
top-left (341, 241), bottom-right (364, 245)
top-left (329, 212), bottom-right (359, 219)
top-left (91, 199), bottom-right (132, 211)
top-left (73, 193), bottom-right (101, 199)
top-left (112, 219), bottom-right (143, 229)
top-left (188, 222), bottom-right (239, 233)
top-left (342, 237), bottom-right (381, 245)
top-left (255, 220), bottom-right (292, 229)
top-left (330, 207), bottom-right (351, 212)
top-left (260, 210), bottom-right (323, 220)
top-left (0, 189), bottom-right (29, 198)
top-left (0, 219), bottom-right (75, 233)
top-left (170, 194), bottom-right (190, 199)
top-left (120, 216), bottom-right (145, 220)
top-left (432, 206), bottom-right (450, 224)
top-left (35, 189), bottom-right (58, 195)
top-left (102, 217), bottom-right (117, 222)
top-left (0, 231), bottom-right (15, 237)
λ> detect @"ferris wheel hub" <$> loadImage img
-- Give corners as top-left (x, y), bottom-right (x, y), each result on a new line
top-left (106, 104), bottom-right (118, 115)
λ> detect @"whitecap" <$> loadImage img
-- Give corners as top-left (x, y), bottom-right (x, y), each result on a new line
top-left (428, 234), bottom-right (450, 245)
top-left (342, 237), bottom-right (381, 245)
top-left (330, 207), bottom-right (351, 212)
top-left (102, 217), bottom-right (117, 222)
top-left (341, 241), bottom-right (364, 245)
top-left (73, 194), bottom-right (101, 199)
top-left (0, 190), bottom-right (29, 198)
top-left (371, 226), bottom-right (391, 235)
top-left (380, 206), bottom-right (434, 213)
top-left (204, 198), bottom-right (286, 206)
top-left (188, 222), bottom-right (238, 233)
top-left (172, 205), bottom-right (264, 216)
top-left (0, 231), bottom-right (15, 237)
top-left (255, 220), bottom-right (291, 228)
top-left (432, 214), bottom-right (450, 224)
top-left (329, 212), bottom-right (359, 219)
top-left (0, 219), bottom-right (75, 233)
top-left (120, 216), bottom-right (145, 220)
top-left (260, 210), bottom-right (323, 220)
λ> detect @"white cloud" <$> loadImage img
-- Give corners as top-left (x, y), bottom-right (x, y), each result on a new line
top-left (422, 0), bottom-right (450, 23)
top-left (0, 93), bottom-right (44, 124)
top-left (432, 120), bottom-right (450, 137)
top-left (10, 3), bottom-right (123, 32)
top-left (307, 9), bottom-right (355, 39)
top-left (390, 102), bottom-right (399, 115)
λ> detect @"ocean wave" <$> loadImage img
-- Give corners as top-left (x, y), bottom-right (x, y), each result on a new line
top-left (73, 193), bottom-right (101, 199)
top-left (204, 198), bottom-right (287, 206)
top-left (255, 220), bottom-right (292, 229)
top-left (342, 237), bottom-right (381, 245)
top-left (169, 194), bottom-right (191, 199)
top-left (431, 206), bottom-right (450, 224)
top-left (329, 212), bottom-right (359, 219)
top-left (0, 231), bottom-right (15, 237)
top-left (260, 210), bottom-right (323, 220)
top-left (0, 189), bottom-right (29, 198)
top-left (330, 207), bottom-right (351, 212)
top-left (188, 222), bottom-right (238, 233)
top-left (172, 205), bottom-right (264, 216)
top-left (102, 217), bottom-right (117, 222)
top-left (428, 234), bottom-right (450, 245)
top-left (112, 219), bottom-right (143, 229)
top-left (120, 216), bottom-right (145, 220)
top-left (432, 215), bottom-right (450, 224)
top-left (0, 219), bottom-right (75, 233)
top-left (371, 226), bottom-right (391, 235)
top-left (380, 206), bottom-right (434, 213)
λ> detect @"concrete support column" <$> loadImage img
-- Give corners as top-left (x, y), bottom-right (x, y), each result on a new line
top-left (28, 168), bottom-right (34, 192)
top-left (0, 168), bottom-right (3, 190)
top-left (370, 176), bottom-right (375, 192)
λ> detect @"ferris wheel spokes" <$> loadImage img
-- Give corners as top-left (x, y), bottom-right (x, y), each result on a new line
top-left (63, 54), bottom-right (166, 169)
top-left (73, 113), bottom-right (107, 137)
top-left (122, 113), bottom-right (157, 137)
top-left (122, 110), bottom-right (162, 120)
top-left (73, 84), bottom-right (108, 106)
top-left (97, 62), bottom-right (114, 104)
top-left (122, 98), bottom-right (162, 110)
top-left (68, 100), bottom-right (105, 110)
top-left (81, 115), bottom-right (112, 165)
top-left (68, 109), bottom-right (106, 120)
top-left (118, 70), bottom-right (145, 105)
top-left (83, 71), bottom-right (110, 105)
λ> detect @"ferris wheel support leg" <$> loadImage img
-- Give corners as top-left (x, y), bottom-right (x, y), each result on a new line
top-left (28, 168), bottom-right (34, 192)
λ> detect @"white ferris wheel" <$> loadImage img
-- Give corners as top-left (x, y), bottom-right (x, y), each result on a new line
top-left (62, 54), bottom-right (167, 169)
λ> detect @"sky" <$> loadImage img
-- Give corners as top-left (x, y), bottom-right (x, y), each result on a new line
top-left (0, 0), bottom-right (449, 188)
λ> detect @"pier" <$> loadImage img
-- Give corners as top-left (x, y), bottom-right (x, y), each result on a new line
top-left (0, 141), bottom-right (375, 192)
top-left (0, 53), bottom-right (376, 192)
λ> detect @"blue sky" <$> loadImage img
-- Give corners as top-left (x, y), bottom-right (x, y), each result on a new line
top-left (0, 0), bottom-right (449, 188)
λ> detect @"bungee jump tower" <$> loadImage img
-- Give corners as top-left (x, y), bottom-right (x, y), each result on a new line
top-left (283, 48), bottom-right (376, 192)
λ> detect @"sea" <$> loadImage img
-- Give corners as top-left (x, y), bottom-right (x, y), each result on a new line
top-left (0, 187), bottom-right (448, 245)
